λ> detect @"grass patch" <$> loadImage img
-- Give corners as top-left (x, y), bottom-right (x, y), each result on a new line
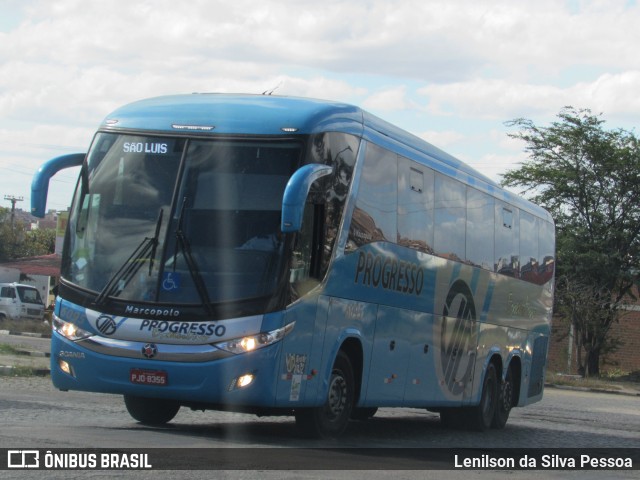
top-left (0, 318), bottom-right (51, 336)
top-left (548, 373), bottom-right (607, 389)
top-left (601, 368), bottom-right (640, 382)
top-left (546, 372), bottom-right (636, 391)
top-left (10, 365), bottom-right (39, 377)
top-left (2, 365), bottom-right (49, 377)
top-left (0, 344), bottom-right (20, 355)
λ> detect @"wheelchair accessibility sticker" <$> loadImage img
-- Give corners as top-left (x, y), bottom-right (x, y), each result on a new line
top-left (162, 272), bottom-right (181, 291)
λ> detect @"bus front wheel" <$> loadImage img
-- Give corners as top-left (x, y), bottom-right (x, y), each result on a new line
top-left (295, 351), bottom-right (355, 439)
top-left (124, 395), bottom-right (180, 425)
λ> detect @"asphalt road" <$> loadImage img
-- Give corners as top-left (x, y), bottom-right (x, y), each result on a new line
top-left (0, 330), bottom-right (639, 479)
top-left (0, 374), bottom-right (638, 479)
top-left (0, 330), bottom-right (51, 352)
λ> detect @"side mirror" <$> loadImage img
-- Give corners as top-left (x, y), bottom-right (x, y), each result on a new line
top-left (281, 164), bottom-right (333, 233)
top-left (31, 153), bottom-right (85, 217)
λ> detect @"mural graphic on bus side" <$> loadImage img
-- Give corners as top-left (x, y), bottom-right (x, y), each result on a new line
top-left (439, 279), bottom-right (477, 396)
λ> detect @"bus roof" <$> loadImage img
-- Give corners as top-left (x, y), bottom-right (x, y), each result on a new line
top-left (101, 93), bottom-right (551, 222)
top-left (103, 93), bottom-right (364, 137)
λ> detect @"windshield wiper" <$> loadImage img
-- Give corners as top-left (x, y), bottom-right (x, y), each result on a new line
top-left (148, 208), bottom-right (164, 275)
top-left (94, 209), bottom-right (164, 306)
top-left (173, 197), bottom-right (214, 316)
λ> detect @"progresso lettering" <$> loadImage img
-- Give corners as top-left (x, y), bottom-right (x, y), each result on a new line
top-left (354, 251), bottom-right (424, 296)
top-left (139, 319), bottom-right (226, 337)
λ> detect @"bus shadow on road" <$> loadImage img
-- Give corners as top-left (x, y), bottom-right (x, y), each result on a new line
top-left (120, 409), bottom-right (483, 447)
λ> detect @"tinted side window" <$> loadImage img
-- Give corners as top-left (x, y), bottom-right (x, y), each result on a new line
top-left (398, 157), bottom-right (434, 254)
top-left (348, 143), bottom-right (398, 250)
top-left (434, 173), bottom-right (466, 261)
top-left (466, 188), bottom-right (494, 270)
top-left (495, 203), bottom-right (520, 277)
top-left (290, 132), bottom-right (360, 300)
top-left (538, 220), bottom-right (555, 284)
top-left (520, 211), bottom-right (539, 283)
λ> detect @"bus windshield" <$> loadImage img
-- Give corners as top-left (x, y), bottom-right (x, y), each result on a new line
top-left (62, 133), bottom-right (302, 312)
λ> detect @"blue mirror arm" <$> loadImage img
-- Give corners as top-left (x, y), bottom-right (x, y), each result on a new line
top-left (31, 153), bottom-right (85, 217)
top-left (281, 164), bottom-right (333, 232)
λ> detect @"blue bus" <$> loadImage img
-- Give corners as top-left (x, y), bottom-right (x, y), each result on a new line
top-left (32, 94), bottom-right (554, 438)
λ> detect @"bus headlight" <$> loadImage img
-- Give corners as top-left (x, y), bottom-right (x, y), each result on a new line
top-left (53, 314), bottom-right (94, 341)
top-left (215, 322), bottom-right (294, 355)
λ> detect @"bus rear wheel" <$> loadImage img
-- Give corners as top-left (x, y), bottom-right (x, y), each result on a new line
top-left (466, 362), bottom-right (498, 431)
top-left (124, 395), bottom-right (180, 425)
top-left (492, 365), bottom-right (514, 429)
top-left (295, 351), bottom-right (354, 438)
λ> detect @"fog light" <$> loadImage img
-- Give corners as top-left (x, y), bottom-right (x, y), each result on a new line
top-left (236, 374), bottom-right (254, 388)
top-left (58, 359), bottom-right (75, 377)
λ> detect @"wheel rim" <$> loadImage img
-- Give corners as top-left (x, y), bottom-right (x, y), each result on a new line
top-left (501, 378), bottom-right (513, 412)
top-left (325, 372), bottom-right (348, 420)
top-left (482, 370), bottom-right (497, 423)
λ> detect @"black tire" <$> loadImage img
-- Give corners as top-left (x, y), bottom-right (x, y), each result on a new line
top-left (295, 351), bottom-right (355, 438)
top-left (492, 365), bottom-right (514, 429)
top-left (351, 407), bottom-right (378, 421)
top-left (466, 362), bottom-right (498, 431)
top-left (123, 395), bottom-right (180, 425)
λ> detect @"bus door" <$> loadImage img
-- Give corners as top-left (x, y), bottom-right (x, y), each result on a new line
top-left (366, 305), bottom-right (412, 405)
top-left (402, 310), bottom-right (437, 405)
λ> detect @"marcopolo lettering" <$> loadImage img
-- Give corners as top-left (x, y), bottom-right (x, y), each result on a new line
top-left (140, 319), bottom-right (226, 337)
top-left (354, 251), bottom-right (424, 296)
top-left (125, 305), bottom-right (180, 317)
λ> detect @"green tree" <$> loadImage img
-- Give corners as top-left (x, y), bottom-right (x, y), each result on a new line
top-left (14, 227), bottom-right (56, 258)
top-left (0, 207), bottom-right (22, 261)
top-left (502, 107), bottom-right (640, 377)
top-left (0, 208), bottom-right (56, 261)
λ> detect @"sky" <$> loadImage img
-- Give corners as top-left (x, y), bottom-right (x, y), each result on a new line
top-left (1, 0), bottom-right (640, 214)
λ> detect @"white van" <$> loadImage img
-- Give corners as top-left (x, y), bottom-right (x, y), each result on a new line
top-left (0, 282), bottom-right (45, 321)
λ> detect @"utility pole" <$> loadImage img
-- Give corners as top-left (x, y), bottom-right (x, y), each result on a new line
top-left (4, 195), bottom-right (23, 228)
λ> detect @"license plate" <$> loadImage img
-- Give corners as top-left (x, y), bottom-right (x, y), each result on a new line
top-left (130, 369), bottom-right (168, 386)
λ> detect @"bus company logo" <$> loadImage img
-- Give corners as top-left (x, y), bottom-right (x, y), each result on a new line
top-left (440, 279), bottom-right (477, 396)
top-left (142, 343), bottom-right (158, 359)
top-left (96, 315), bottom-right (118, 336)
top-left (7, 450), bottom-right (39, 468)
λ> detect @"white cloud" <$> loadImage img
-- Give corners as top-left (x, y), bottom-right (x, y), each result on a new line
top-left (1, 0), bottom-right (640, 210)
top-left (417, 72), bottom-right (640, 124)
top-left (361, 86), bottom-right (411, 111)
top-left (3, 0), bottom-right (640, 116)
top-left (417, 130), bottom-right (466, 150)
top-left (4, 0), bottom-right (638, 83)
